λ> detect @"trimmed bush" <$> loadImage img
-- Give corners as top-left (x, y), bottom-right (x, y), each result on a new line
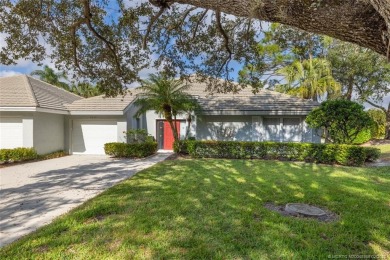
top-left (38, 150), bottom-right (68, 160)
top-left (104, 142), bottom-right (158, 158)
top-left (0, 147), bottom-right (38, 163)
top-left (353, 129), bottom-right (372, 144)
top-left (174, 140), bottom-right (380, 167)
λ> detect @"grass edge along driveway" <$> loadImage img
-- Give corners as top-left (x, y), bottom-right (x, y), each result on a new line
top-left (1, 159), bottom-right (389, 259)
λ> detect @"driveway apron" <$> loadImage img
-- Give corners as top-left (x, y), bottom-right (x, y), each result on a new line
top-left (0, 153), bottom-right (172, 247)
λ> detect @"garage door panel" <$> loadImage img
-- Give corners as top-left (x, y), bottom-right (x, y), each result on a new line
top-left (0, 118), bottom-right (23, 149)
top-left (72, 120), bottom-right (118, 154)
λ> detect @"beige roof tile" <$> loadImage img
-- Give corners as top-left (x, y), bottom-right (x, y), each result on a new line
top-left (1, 75), bottom-right (318, 113)
top-left (66, 90), bottom-right (138, 111)
top-left (0, 75), bottom-right (82, 110)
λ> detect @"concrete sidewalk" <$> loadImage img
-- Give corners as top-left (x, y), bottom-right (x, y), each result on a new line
top-left (0, 152), bottom-right (172, 247)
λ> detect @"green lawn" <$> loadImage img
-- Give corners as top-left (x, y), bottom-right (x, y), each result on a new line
top-left (1, 159), bottom-right (389, 259)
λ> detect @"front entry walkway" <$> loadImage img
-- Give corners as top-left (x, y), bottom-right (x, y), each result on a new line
top-left (0, 152), bottom-right (172, 247)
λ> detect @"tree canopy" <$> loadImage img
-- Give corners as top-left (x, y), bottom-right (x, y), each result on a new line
top-left (1, 0), bottom-right (389, 95)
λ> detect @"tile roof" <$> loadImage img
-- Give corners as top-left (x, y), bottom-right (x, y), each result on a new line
top-left (181, 80), bottom-right (319, 112)
top-left (66, 91), bottom-right (138, 111)
top-left (1, 75), bottom-right (318, 114)
top-left (0, 75), bottom-right (82, 110)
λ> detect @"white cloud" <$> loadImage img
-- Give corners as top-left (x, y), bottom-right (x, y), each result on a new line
top-left (0, 70), bottom-right (22, 77)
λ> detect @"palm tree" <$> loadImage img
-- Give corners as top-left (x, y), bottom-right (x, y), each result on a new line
top-left (135, 74), bottom-right (199, 142)
top-left (276, 57), bottom-right (341, 101)
top-left (71, 82), bottom-right (103, 98)
top-left (31, 65), bottom-right (70, 91)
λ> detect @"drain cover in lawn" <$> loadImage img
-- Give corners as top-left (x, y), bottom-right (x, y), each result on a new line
top-left (264, 202), bottom-right (338, 222)
top-left (285, 203), bottom-right (327, 217)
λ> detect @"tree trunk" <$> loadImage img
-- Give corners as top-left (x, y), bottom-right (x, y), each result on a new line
top-left (171, 0), bottom-right (390, 58)
top-left (345, 78), bottom-right (354, 101)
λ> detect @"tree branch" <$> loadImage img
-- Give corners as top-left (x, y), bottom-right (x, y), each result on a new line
top-left (143, 7), bottom-right (165, 49)
top-left (215, 11), bottom-right (232, 73)
top-left (192, 9), bottom-right (208, 39)
top-left (70, 0), bottom-right (122, 76)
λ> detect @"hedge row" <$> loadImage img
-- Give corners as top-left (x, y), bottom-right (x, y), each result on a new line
top-left (0, 147), bottom-right (38, 163)
top-left (104, 142), bottom-right (158, 158)
top-left (174, 141), bottom-right (380, 166)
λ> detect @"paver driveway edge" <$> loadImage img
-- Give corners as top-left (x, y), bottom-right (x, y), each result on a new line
top-left (0, 152), bottom-right (172, 247)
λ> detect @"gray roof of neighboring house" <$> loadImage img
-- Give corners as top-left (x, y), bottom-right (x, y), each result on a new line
top-left (0, 75), bottom-right (83, 110)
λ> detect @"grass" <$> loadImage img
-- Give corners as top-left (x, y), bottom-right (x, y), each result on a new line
top-left (1, 159), bottom-right (389, 259)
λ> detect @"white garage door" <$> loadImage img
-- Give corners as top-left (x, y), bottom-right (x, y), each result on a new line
top-left (72, 120), bottom-right (118, 154)
top-left (0, 118), bottom-right (23, 149)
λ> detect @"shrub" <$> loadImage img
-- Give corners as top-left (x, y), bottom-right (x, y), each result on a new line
top-left (104, 142), bottom-right (157, 158)
top-left (306, 99), bottom-right (373, 144)
top-left (38, 150), bottom-right (68, 160)
top-left (174, 141), bottom-right (380, 167)
top-left (367, 108), bottom-right (386, 139)
top-left (0, 147), bottom-right (38, 163)
top-left (353, 129), bottom-right (372, 144)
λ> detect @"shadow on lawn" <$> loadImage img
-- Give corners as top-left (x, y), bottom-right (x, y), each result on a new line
top-left (2, 159), bottom-right (389, 259)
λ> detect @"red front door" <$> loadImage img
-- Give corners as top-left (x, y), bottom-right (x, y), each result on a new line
top-left (163, 121), bottom-right (180, 150)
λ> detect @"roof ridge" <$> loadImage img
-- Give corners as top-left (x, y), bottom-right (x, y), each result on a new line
top-left (23, 75), bottom-right (39, 106)
top-left (26, 75), bottom-right (84, 100)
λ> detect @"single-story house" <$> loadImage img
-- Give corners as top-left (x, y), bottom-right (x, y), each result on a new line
top-left (0, 75), bottom-right (320, 154)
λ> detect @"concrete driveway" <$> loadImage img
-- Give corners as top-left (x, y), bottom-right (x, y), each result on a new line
top-left (0, 153), bottom-right (172, 247)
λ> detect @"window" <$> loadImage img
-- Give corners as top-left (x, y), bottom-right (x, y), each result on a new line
top-left (263, 118), bottom-right (281, 141)
top-left (282, 118), bottom-right (301, 142)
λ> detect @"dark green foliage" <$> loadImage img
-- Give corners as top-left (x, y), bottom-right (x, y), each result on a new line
top-left (104, 142), bottom-right (157, 158)
top-left (174, 140), bottom-right (380, 166)
top-left (306, 99), bottom-right (373, 144)
top-left (0, 147), bottom-right (38, 163)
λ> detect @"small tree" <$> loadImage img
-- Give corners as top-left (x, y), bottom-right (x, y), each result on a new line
top-left (135, 73), bottom-right (200, 143)
top-left (306, 100), bottom-right (373, 144)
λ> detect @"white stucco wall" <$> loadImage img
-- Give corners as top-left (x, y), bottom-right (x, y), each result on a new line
top-left (195, 115), bottom-right (320, 143)
top-left (33, 112), bottom-right (65, 154)
top-left (196, 115), bottom-right (253, 141)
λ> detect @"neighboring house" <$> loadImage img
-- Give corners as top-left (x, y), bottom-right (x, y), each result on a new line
top-left (0, 75), bottom-right (320, 154)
